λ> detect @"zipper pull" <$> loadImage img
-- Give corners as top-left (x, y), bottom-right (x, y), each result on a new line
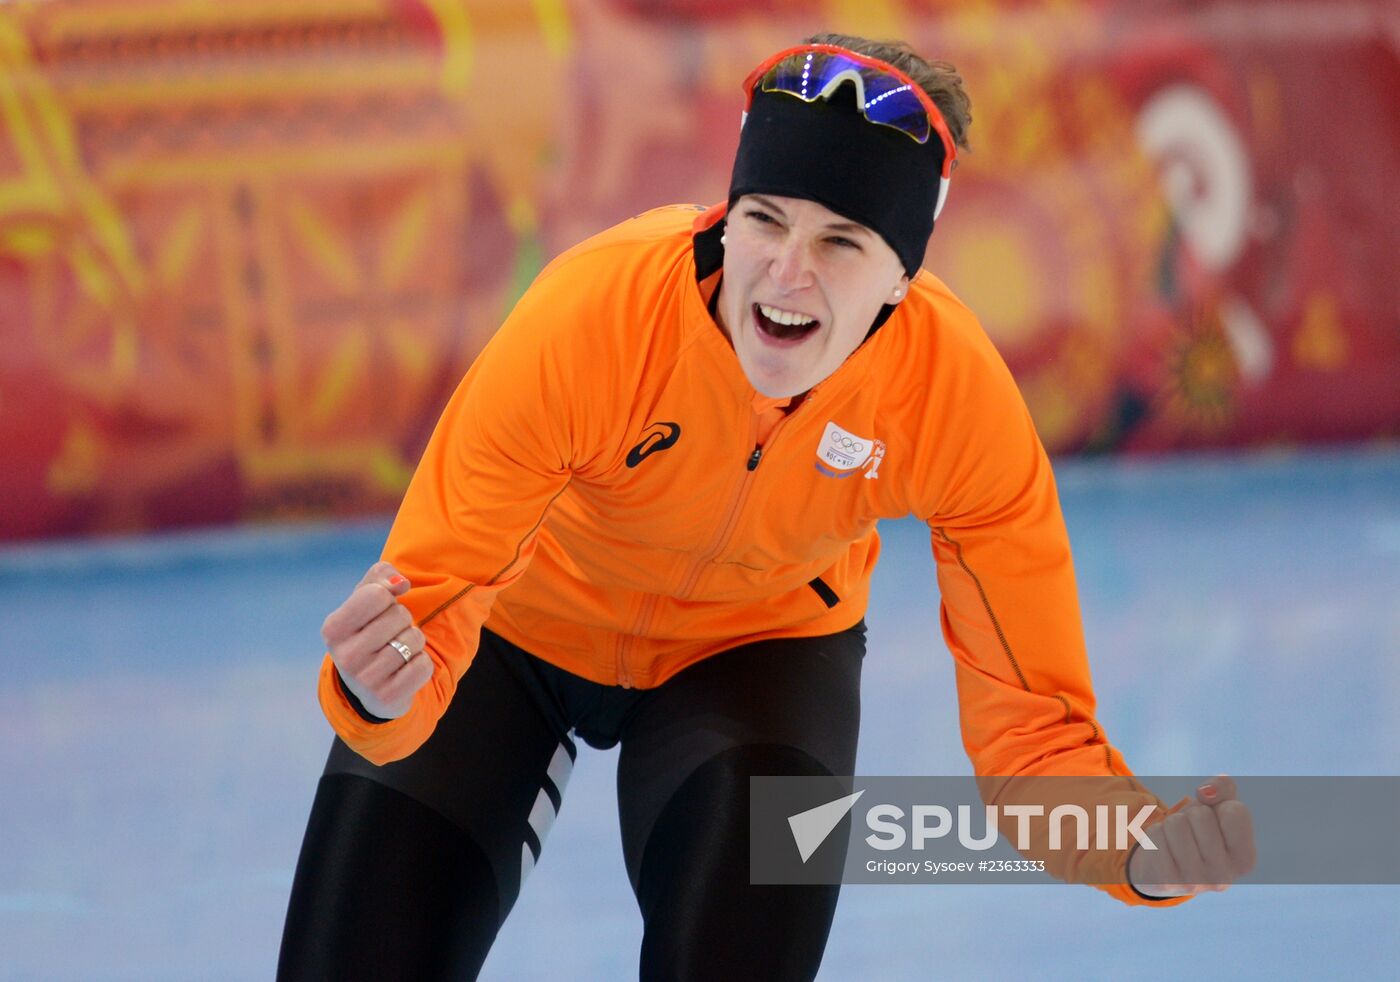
top-left (747, 445), bottom-right (762, 471)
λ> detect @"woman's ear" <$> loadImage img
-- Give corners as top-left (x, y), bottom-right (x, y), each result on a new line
top-left (887, 275), bottom-right (911, 304)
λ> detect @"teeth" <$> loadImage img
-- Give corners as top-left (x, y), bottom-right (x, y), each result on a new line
top-left (758, 303), bottom-right (817, 327)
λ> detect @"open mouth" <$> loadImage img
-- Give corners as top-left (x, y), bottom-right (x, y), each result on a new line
top-left (753, 303), bottom-right (821, 346)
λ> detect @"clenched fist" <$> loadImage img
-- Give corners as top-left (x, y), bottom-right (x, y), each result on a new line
top-left (321, 561), bottom-right (435, 720)
top-left (1129, 775), bottom-right (1256, 897)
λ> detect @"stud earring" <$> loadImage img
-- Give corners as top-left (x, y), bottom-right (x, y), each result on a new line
top-left (720, 234), bottom-right (727, 245)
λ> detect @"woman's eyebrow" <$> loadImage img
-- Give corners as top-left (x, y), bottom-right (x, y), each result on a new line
top-left (747, 195), bottom-right (870, 236)
top-left (823, 220), bottom-right (870, 236)
top-left (748, 194), bottom-right (788, 216)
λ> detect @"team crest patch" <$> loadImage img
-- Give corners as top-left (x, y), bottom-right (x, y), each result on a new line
top-left (815, 422), bottom-right (885, 480)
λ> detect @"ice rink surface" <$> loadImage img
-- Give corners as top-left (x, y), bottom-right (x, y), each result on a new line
top-left (2, 447), bottom-right (1398, 980)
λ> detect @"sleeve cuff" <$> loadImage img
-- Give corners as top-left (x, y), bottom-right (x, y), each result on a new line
top-left (1124, 840), bottom-right (1191, 904)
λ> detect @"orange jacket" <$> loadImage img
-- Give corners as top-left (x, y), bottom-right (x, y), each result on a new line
top-left (319, 203), bottom-right (1188, 906)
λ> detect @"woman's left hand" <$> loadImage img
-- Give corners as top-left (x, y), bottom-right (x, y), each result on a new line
top-left (1128, 774), bottom-right (1256, 896)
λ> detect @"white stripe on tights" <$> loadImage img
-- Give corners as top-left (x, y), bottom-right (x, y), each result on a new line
top-left (527, 788), bottom-right (556, 844)
top-left (547, 741), bottom-right (574, 796)
top-left (520, 738), bottom-right (574, 885)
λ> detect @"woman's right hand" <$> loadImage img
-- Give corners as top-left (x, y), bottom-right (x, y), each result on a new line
top-left (321, 561), bottom-right (435, 720)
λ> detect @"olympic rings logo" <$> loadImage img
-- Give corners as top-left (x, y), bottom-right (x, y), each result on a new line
top-left (829, 433), bottom-right (865, 454)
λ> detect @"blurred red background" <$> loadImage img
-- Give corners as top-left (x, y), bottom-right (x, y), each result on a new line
top-left (1, 0), bottom-right (1396, 540)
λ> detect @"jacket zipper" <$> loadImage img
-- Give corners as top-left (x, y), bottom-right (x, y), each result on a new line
top-left (614, 591), bottom-right (659, 687)
top-left (673, 397), bottom-right (806, 598)
top-left (613, 393), bottom-right (813, 685)
top-left (614, 411), bottom-right (759, 686)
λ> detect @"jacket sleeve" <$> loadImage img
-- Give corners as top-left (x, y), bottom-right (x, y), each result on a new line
top-left (317, 258), bottom-right (591, 765)
top-left (912, 318), bottom-right (1191, 907)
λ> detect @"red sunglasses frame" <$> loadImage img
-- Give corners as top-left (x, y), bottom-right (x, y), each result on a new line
top-left (742, 43), bottom-right (958, 180)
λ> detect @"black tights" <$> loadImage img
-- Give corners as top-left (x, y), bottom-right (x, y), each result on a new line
top-left (278, 624), bottom-right (865, 980)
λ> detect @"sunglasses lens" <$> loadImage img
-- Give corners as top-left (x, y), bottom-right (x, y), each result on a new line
top-left (760, 52), bottom-right (932, 143)
top-left (858, 74), bottom-right (931, 142)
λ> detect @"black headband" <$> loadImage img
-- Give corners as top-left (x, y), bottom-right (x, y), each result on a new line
top-left (728, 84), bottom-right (947, 277)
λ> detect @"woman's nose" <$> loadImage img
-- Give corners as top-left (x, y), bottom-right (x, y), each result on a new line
top-left (768, 238), bottom-right (814, 292)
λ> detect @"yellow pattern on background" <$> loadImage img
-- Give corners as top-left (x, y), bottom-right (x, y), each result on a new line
top-left (0, 15), bottom-right (145, 393)
top-left (1293, 292), bottom-right (1348, 371)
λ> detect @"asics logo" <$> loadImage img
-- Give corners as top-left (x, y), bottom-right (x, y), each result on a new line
top-left (626, 421), bottom-right (682, 468)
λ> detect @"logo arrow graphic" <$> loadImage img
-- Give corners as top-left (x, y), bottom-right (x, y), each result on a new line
top-left (787, 790), bottom-right (864, 863)
top-left (625, 421), bottom-right (681, 468)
